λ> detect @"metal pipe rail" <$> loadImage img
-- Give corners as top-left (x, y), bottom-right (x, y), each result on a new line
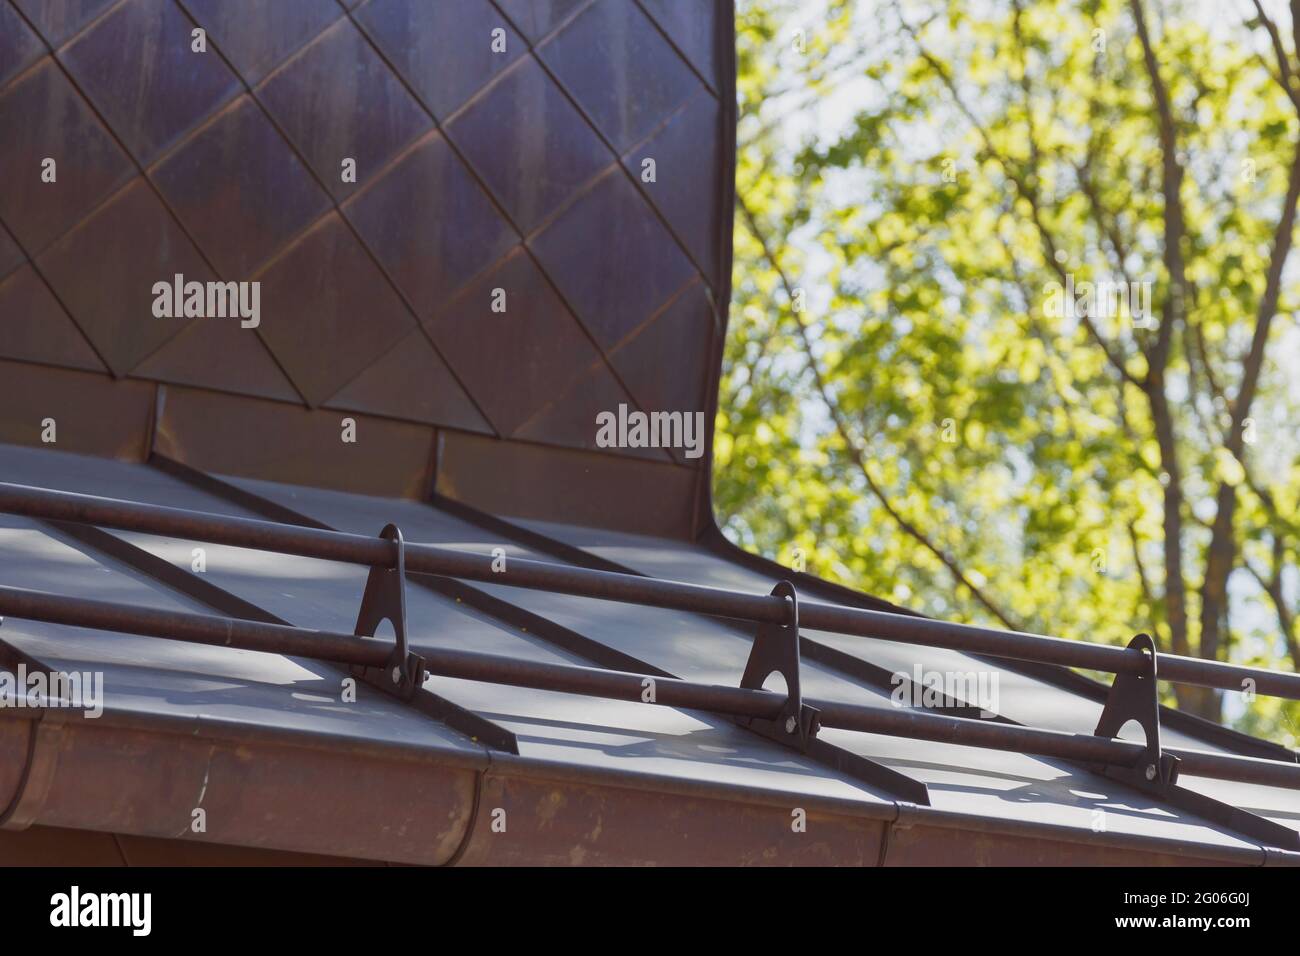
top-left (0, 583), bottom-right (1297, 791)
top-left (3, 481), bottom-right (1299, 700)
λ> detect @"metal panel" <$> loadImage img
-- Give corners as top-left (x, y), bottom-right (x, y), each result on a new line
top-left (153, 385), bottom-right (437, 497)
top-left (354, 0), bottom-right (526, 121)
top-left (514, 359), bottom-right (672, 458)
top-left (252, 214), bottom-right (416, 407)
top-left (58, 0), bottom-right (242, 165)
top-left (322, 329), bottom-right (494, 433)
top-left (621, 89), bottom-right (725, 284)
top-left (426, 248), bottom-right (626, 439)
top-left (0, 446), bottom-right (899, 809)
top-left (150, 96), bottom-right (332, 278)
top-left (494, 0), bottom-right (589, 45)
top-left (639, 0), bottom-right (722, 92)
top-left (257, 17), bottom-right (431, 203)
top-left (530, 168), bottom-right (696, 353)
top-left (508, 512), bottom-right (1300, 836)
top-left (131, 313), bottom-right (302, 404)
top-left (0, 4), bottom-right (30, 81)
top-left (342, 132), bottom-right (515, 321)
top-left (539, 0), bottom-right (700, 152)
top-left (205, 469), bottom-right (1285, 852)
top-left (2, 443), bottom-right (1296, 862)
top-left (0, 514), bottom-right (475, 756)
top-left (0, 265), bottom-right (105, 373)
top-left (37, 179), bottom-right (211, 375)
top-left (0, 222), bottom-right (23, 281)
top-left (608, 277), bottom-right (715, 461)
top-left (12, 0), bottom-right (119, 50)
top-left (0, 0), bottom-right (730, 521)
top-left (446, 55), bottom-right (612, 235)
top-left (0, 360), bottom-right (154, 459)
top-left (180, 0), bottom-right (343, 85)
top-left (0, 58), bottom-right (134, 253)
top-left (436, 430), bottom-right (697, 534)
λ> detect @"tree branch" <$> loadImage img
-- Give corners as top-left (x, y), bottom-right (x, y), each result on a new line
top-left (897, 6), bottom-right (1146, 389)
top-left (1198, 106), bottom-right (1300, 670)
top-left (1250, 0), bottom-right (1300, 110)
top-left (1128, 519), bottom-right (1162, 646)
top-left (737, 191), bottom-right (1021, 629)
top-left (1244, 536), bottom-right (1300, 667)
top-left (1129, 0), bottom-right (1195, 671)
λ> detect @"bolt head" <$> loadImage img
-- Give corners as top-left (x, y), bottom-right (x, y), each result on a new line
top-left (392, 666), bottom-right (402, 684)
top-left (1144, 763), bottom-right (1157, 781)
top-left (785, 716), bottom-right (798, 734)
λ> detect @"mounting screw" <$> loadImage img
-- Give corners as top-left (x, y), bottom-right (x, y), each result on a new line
top-left (785, 716), bottom-right (798, 734)
top-left (392, 666), bottom-right (402, 685)
top-left (1144, 763), bottom-right (1157, 781)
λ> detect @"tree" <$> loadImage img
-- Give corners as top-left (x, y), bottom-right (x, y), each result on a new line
top-left (719, 0), bottom-right (1300, 738)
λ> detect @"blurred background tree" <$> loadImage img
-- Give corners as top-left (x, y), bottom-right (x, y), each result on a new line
top-left (716, 0), bottom-right (1300, 738)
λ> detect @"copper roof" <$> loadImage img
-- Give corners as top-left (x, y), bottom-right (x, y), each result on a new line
top-left (1, 0), bottom-right (729, 535)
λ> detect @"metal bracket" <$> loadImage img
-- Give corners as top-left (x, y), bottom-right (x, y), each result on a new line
top-left (1093, 633), bottom-right (1300, 850)
top-left (1094, 633), bottom-right (1179, 790)
top-left (739, 581), bottom-right (821, 749)
top-left (352, 524), bottom-right (423, 700)
top-left (349, 524), bottom-right (517, 751)
top-left (736, 581), bottom-right (931, 805)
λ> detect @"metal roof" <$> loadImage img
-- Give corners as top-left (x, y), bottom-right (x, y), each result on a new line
top-left (0, 0), bottom-right (728, 535)
top-left (2, 443), bottom-right (1298, 865)
top-left (2, 0), bottom-right (1299, 867)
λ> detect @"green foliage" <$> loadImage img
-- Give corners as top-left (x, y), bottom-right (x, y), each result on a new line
top-left (719, 0), bottom-right (1300, 742)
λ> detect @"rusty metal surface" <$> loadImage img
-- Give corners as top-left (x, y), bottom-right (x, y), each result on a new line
top-left (0, 533), bottom-right (487, 864)
top-left (455, 771), bottom-right (888, 866)
top-left (181, 465), bottom-right (1295, 852)
top-left (0, 523), bottom-right (479, 759)
top-left (502, 511), bottom-right (1300, 836)
top-left (0, 445), bottom-right (900, 806)
top-left (35, 471), bottom-right (1276, 700)
top-left (154, 385), bottom-right (439, 497)
top-left (20, 575), bottom-right (1296, 790)
top-left (0, 267), bottom-right (105, 371)
top-left (436, 429), bottom-right (699, 536)
top-left (0, 0), bottom-right (729, 530)
top-left (25, 720), bottom-right (477, 863)
top-left (1, 444), bottom-right (1296, 864)
top-left (0, 360), bottom-right (155, 459)
top-left (0, 824), bottom-right (379, 865)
